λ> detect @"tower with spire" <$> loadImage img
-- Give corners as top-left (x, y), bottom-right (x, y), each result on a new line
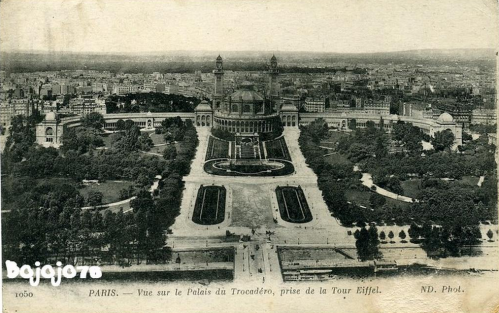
top-left (268, 54), bottom-right (281, 113)
top-left (213, 55), bottom-right (224, 108)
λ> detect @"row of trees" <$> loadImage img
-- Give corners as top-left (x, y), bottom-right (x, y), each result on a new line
top-left (409, 223), bottom-right (483, 258)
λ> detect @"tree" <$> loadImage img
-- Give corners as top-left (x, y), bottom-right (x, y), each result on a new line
top-left (91, 212), bottom-right (104, 231)
top-left (348, 143), bottom-right (373, 162)
top-left (369, 193), bottom-right (386, 208)
top-left (379, 231), bottom-right (386, 241)
top-left (114, 125), bottom-right (141, 152)
top-left (408, 223), bottom-right (421, 241)
top-left (61, 127), bottom-right (104, 154)
top-left (388, 230), bottom-right (394, 242)
top-left (431, 130), bottom-right (455, 152)
top-left (138, 133), bottom-right (154, 151)
top-left (87, 191), bottom-right (103, 207)
top-left (353, 229), bottom-right (361, 240)
top-left (348, 119), bottom-right (357, 130)
top-left (116, 119), bottom-right (126, 131)
top-left (306, 118), bottom-right (329, 143)
top-left (462, 132), bottom-right (473, 141)
top-left (81, 112), bottom-right (105, 130)
top-left (487, 229), bottom-right (494, 241)
top-left (399, 230), bottom-right (407, 241)
top-left (81, 210), bottom-right (92, 229)
top-left (163, 145), bottom-right (177, 160)
top-left (367, 225), bottom-right (382, 259)
top-left (355, 225), bottom-right (381, 261)
top-left (124, 120), bottom-right (135, 130)
top-left (374, 135), bottom-right (388, 159)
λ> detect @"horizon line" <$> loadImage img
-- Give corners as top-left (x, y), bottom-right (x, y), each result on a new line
top-left (1, 47), bottom-right (497, 56)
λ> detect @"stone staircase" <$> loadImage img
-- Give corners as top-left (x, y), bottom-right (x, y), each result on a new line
top-left (240, 143), bottom-right (256, 159)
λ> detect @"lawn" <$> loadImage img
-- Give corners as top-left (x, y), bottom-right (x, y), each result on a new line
top-left (264, 137), bottom-right (291, 161)
top-left (230, 183), bottom-right (279, 229)
top-left (345, 189), bottom-right (412, 209)
top-left (400, 176), bottom-right (481, 199)
top-left (205, 136), bottom-right (230, 160)
top-left (100, 134), bottom-right (114, 149)
top-left (175, 248), bottom-right (234, 263)
top-left (320, 131), bottom-right (349, 147)
top-left (400, 179), bottom-right (423, 199)
top-left (79, 180), bottom-right (134, 204)
top-left (323, 153), bottom-right (352, 166)
top-left (175, 142), bottom-right (189, 155)
top-left (458, 176), bottom-right (480, 186)
top-left (149, 133), bottom-right (165, 145)
top-left (148, 145), bottom-right (166, 155)
top-left (34, 177), bottom-right (74, 186)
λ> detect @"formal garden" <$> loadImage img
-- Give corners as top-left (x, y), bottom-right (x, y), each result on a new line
top-left (192, 185), bottom-right (226, 225)
top-left (205, 136), bottom-right (230, 160)
top-left (275, 186), bottom-right (313, 223)
top-left (264, 136), bottom-right (292, 161)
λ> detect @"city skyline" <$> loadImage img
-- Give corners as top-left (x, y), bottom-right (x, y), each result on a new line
top-left (1, 0), bottom-right (498, 54)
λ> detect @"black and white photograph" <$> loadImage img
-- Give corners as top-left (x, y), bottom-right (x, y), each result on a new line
top-left (0, 0), bottom-right (498, 312)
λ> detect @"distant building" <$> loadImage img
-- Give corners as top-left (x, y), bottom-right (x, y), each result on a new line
top-left (0, 98), bottom-right (33, 129)
top-left (164, 85), bottom-right (179, 95)
top-left (68, 95), bottom-right (106, 116)
top-left (363, 96), bottom-right (390, 115)
top-left (471, 109), bottom-right (496, 125)
top-left (304, 98), bottom-right (325, 113)
top-left (155, 83), bottom-right (166, 93)
top-left (112, 84), bottom-right (140, 95)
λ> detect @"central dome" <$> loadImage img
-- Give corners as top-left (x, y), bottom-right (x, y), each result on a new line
top-left (230, 82), bottom-right (264, 103)
top-left (437, 112), bottom-right (454, 124)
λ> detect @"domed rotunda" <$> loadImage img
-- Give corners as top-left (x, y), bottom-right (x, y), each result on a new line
top-left (208, 56), bottom-right (282, 134)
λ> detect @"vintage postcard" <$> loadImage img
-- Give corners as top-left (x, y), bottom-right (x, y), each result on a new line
top-left (0, 0), bottom-right (498, 312)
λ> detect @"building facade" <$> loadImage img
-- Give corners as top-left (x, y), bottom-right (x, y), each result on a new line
top-left (198, 56), bottom-right (284, 133)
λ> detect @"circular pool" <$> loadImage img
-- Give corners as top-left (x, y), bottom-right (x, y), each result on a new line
top-left (204, 159), bottom-right (295, 176)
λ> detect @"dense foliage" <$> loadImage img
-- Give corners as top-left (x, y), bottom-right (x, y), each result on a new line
top-left (299, 119), bottom-right (497, 229)
top-left (1, 115), bottom-right (198, 266)
top-left (106, 93), bottom-right (200, 113)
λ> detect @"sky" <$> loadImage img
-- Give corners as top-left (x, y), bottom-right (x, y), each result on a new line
top-left (0, 0), bottom-right (498, 54)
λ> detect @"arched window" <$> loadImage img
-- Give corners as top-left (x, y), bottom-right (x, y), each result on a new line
top-left (243, 105), bottom-right (251, 113)
top-left (232, 104), bottom-right (238, 112)
top-left (45, 127), bottom-right (54, 142)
